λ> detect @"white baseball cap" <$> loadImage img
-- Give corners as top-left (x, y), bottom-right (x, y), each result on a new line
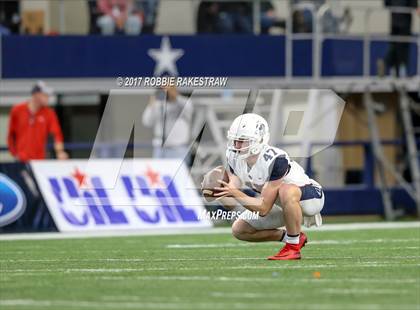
top-left (31, 80), bottom-right (53, 95)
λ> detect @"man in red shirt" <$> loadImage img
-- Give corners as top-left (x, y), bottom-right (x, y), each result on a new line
top-left (7, 81), bottom-right (69, 162)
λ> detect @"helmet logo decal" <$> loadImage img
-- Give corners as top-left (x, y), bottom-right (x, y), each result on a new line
top-left (257, 123), bottom-right (265, 136)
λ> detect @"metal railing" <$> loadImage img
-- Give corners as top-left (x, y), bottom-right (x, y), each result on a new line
top-left (312, 4), bottom-right (420, 80)
top-left (282, 3), bottom-right (420, 80)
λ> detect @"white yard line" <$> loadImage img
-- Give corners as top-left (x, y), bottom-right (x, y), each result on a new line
top-left (210, 288), bottom-right (414, 298)
top-left (166, 239), bottom-right (420, 248)
top-left (3, 273), bottom-right (418, 285)
top-left (167, 243), bottom-right (248, 248)
top-left (0, 222), bottom-right (419, 241)
top-left (0, 227), bottom-right (233, 241)
top-left (0, 299), bottom-right (418, 310)
top-left (2, 262), bottom-right (420, 275)
top-left (320, 288), bottom-right (414, 295)
top-left (311, 222), bottom-right (420, 231)
top-left (125, 276), bottom-right (420, 285)
top-left (0, 257), bottom-right (263, 263)
top-left (1, 255), bottom-right (420, 264)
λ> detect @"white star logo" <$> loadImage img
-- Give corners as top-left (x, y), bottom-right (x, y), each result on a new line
top-left (148, 36), bottom-right (184, 76)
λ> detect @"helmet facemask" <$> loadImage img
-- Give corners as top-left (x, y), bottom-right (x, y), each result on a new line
top-left (227, 135), bottom-right (263, 160)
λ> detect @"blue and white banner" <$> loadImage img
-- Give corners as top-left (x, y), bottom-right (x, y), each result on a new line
top-left (30, 159), bottom-right (211, 232)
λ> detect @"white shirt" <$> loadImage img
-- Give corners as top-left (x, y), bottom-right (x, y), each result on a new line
top-left (142, 95), bottom-right (193, 147)
top-left (227, 144), bottom-right (317, 192)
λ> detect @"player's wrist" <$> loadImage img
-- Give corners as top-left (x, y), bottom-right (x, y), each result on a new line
top-left (231, 188), bottom-right (243, 198)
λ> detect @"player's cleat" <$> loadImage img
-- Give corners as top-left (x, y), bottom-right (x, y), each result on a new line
top-left (269, 232), bottom-right (307, 260)
top-left (267, 243), bottom-right (301, 260)
top-left (299, 232), bottom-right (308, 250)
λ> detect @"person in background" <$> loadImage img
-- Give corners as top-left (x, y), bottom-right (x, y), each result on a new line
top-left (7, 81), bottom-right (68, 162)
top-left (197, 1), bottom-right (221, 33)
top-left (260, 2), bottom-right (285, 34)
top-left (292, 0), bottom-right (324, 33)
top-left (197, 1), bottom-right (283, 34)
top-left (292, 0), bottom-right (351, 34)
top-left (136, 0), bottom-right (158, 34)
top-left (142, 85), bottom-right (193, 160)
top-left (96, 0), bottom-right (143, 35)
top-left (383, 0), bottom-right (419, 77)
top-left (0, 0), bottom-right (20, 35)
top-left (217, 2), bottom-right (253, 33)
top-left (197, 1), bottom-right (251, 33)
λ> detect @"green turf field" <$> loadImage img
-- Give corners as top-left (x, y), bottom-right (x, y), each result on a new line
top-left (1, 227), bottom-right (419, 310)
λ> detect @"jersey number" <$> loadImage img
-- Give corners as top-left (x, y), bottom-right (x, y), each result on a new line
top-left (263, 148), bottom-right (278, 161)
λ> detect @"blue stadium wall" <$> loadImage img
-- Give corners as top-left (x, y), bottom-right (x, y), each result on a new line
top-left (1, 35), bottom-right (418, 78)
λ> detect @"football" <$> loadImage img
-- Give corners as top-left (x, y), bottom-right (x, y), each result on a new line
top-left (201, 166), bottom-right (229, 202)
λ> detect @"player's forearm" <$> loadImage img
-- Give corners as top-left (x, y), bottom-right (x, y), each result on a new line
top-left (231, 189), bottom-right (269, 216)
top-left (217, 197), bottom-right (239, 210)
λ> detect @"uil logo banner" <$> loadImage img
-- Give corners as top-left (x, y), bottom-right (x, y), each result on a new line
top-left (30, 160), bottom-right (211, 232)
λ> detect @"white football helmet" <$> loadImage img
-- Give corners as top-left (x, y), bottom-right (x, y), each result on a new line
top-left (227, 113), bottom-right (270, 160)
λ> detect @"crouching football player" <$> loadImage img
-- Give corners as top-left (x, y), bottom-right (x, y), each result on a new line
top-left (214, 113), bottom-right (324, 260)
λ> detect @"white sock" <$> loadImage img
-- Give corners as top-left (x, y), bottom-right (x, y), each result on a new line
top-left (286, 233), bottom-right (300, 245)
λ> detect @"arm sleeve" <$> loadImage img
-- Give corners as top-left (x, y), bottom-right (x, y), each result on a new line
top-left (177, 96), bottom-right (193, 122)
top-left (182, 97), bottom-right (194, 122)
top-left (141, 102), bottom-right (158, 128)
top-left (268, 156), bottom-right (290, 181)
top-left (7, 108), bottom-right (17, 156)
top-left (48, 110), bottom-right (64, 143)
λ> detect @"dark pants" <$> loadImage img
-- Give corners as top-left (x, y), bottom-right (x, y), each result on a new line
top-left (385, 25), bottom-right (411, 76)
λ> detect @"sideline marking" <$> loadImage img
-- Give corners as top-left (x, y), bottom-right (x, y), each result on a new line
top-left (0, 222), bottom-right (419, 241)
top-left (0, 299), bottom-right (418, 310)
